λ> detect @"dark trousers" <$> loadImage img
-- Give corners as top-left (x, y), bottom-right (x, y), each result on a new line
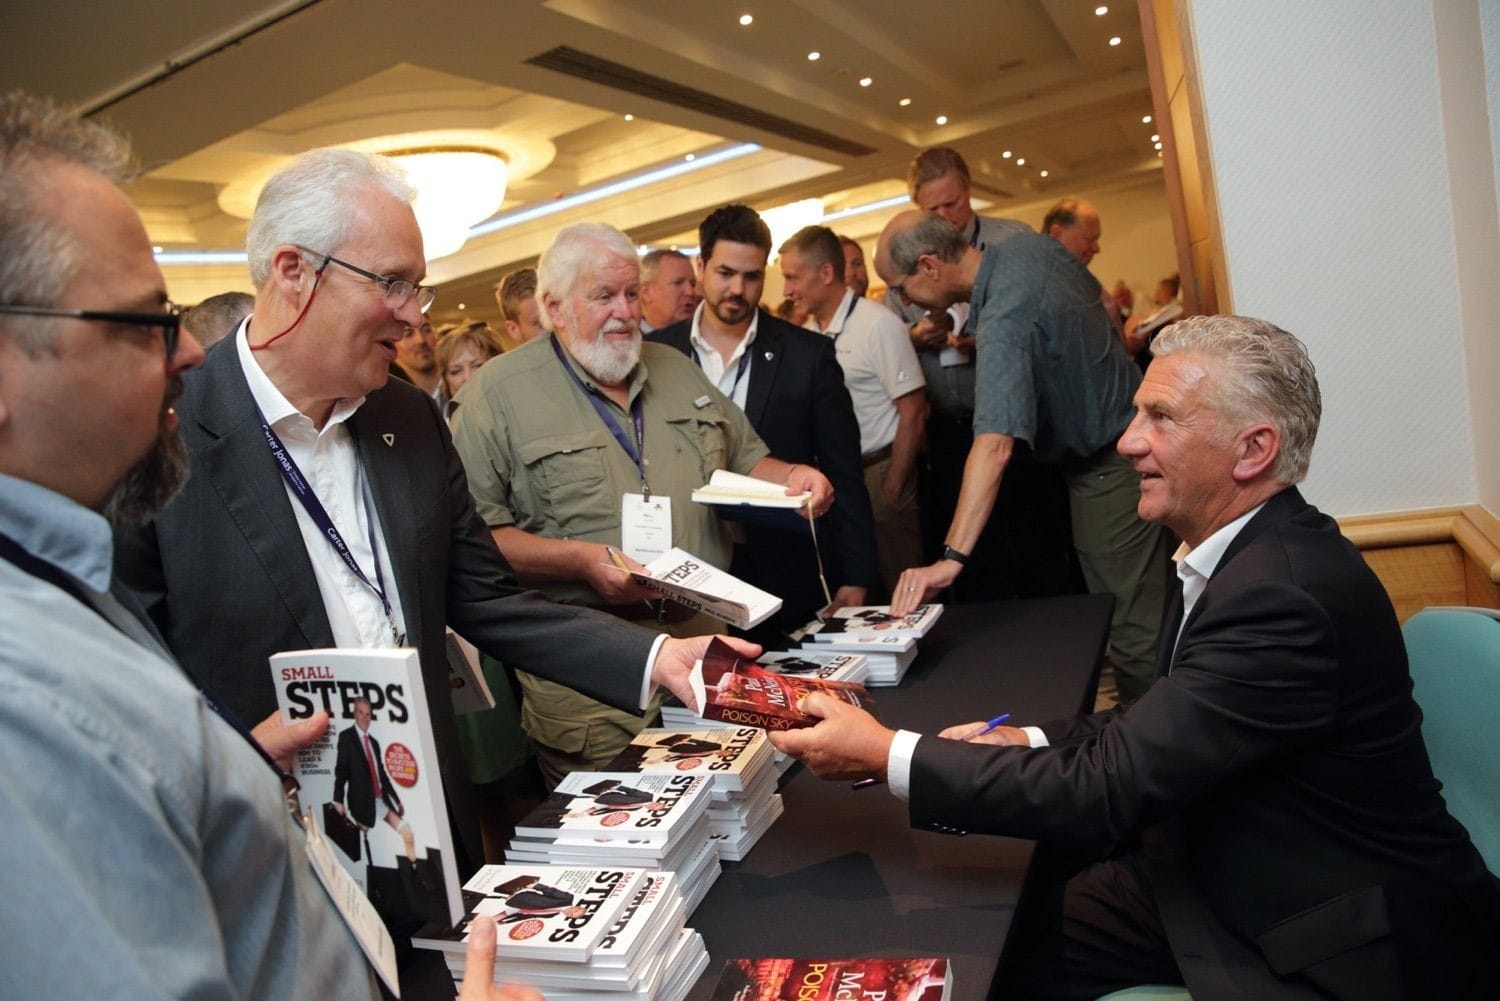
top-left (921, 412), bottom-right (1081, 602)
top-left (993, 846), bottom-right (1184, 1001)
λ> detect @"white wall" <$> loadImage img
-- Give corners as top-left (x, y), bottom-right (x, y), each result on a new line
top-left (1187, 0), bottom-right (1497, 518)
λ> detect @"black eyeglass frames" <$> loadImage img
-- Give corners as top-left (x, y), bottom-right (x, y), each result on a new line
top-left (0, 302), bottom-right (183, 359)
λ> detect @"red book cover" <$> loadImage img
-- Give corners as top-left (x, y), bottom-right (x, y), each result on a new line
top-left (697, 637), bottom-right (871, 731)
top-left (709, 957), bottom-right (951, 1001)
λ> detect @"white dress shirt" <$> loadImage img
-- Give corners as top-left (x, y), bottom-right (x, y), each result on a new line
top-left (236, 324), bottom-right (407, 650)
top-left (688, 303), bottom-right (758, 411)
top-left (886, 504), bottom-right (1269, 798)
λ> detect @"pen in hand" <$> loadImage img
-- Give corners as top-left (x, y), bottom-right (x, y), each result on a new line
top-left (852, 713), bottom-right (1013, 790)
top-left (604, 546), bottom-right (656, 612)
top-left (965, 713), bottom-right (1011, 741)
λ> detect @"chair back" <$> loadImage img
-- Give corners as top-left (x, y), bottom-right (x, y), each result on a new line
top-left (1402, 607), bottom-right (1500, 873)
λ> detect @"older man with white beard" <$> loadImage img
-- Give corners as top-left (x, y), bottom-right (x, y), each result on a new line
top-left (452, 222), bottom-right (833, 782)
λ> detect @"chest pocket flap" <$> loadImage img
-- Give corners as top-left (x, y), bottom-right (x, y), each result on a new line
top-left (516, 428), bottom-right (618, 537)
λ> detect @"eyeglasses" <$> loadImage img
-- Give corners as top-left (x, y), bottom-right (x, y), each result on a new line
top-left (0, 302), bottom-right (183, 359)
top-left (889, 271), bottom-right (916, 305)
top-left (300, 247), bottom-right (436, 314)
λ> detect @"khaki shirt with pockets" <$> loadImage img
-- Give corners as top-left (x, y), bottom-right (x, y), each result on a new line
top-left (451, 336), bottom-right (770, 606)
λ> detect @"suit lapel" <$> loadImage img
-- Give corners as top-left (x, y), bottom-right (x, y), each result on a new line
top-left (1164, 487), bottom-right (1308, 674)
top-left (347, 394), bottom-right (421, 644)
top-left (193, 343), bottom-right (335, 647)
top-left (1156, 575), bottom-right (1184, 678)
top-left (744, 312), bottom-right (783, 427)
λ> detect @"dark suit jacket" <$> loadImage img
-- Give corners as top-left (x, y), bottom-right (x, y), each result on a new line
top-left (115, 337), bottom-right (660, 868)
top-left (332, 724), bottom-right (401, 828)
top-left (909, 488), bottom-right (1499, 998)
top-left (647, 312), bottom-right (877, 634)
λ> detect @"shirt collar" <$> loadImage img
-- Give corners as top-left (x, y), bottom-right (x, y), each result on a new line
top-left (810, 288), bottom-right (858, 337)
top-left (1173, 502), bottom-right (1268, 582)
top-left (0, 473), bottom-right (114, 592)
top-left (688, 304), bottom-right (759, 358)
top-left (549, 332), bottom-right (650, 404)
top-left (235, 319), bottom-right (365, 430)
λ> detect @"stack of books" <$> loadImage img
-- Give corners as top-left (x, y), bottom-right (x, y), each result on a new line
top-left (504, 771), bottom-right (722, 912)
top-left (604, 727), bottom-right (782, 862)
top-left (414, 865), bottom-right (709, 1001)
top-left (795, 605), bottom-right (944, 686)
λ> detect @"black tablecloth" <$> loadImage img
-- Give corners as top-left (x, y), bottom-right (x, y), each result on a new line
top-left (685, 594), bottom-right (1113, 1001)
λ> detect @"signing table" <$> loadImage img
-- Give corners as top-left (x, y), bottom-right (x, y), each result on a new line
top-left (685, 594), bottom-right (1113, 1001)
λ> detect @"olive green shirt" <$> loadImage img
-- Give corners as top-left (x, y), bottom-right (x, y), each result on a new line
top-left (451, 335), bottom-right (770, 606)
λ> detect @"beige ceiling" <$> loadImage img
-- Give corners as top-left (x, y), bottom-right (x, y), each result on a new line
top-left (1, 0), bottom-right (1159, 324)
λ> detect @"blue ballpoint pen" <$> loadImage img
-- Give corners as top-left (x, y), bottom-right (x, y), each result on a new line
top-left (965, 713), bottom-right (1012, 741)
top-left (852, 711), bottom-right (1012, 789)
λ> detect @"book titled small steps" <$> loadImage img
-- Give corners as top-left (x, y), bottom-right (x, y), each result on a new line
top-left (415, 867), bottom-right (709, 1001)
top-left (505, 771), bottom-right (723, 914)
top-left (708, 957), bottom-right (952, 1001)
top-left (603, 727), bottom-right (782, 862)
top-left (794, 605), bottom-right (944, 686)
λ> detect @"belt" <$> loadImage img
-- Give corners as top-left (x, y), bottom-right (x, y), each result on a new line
top-left (593, 600), bottom-right (699, 624)
top-left (862, 444), bottom-right (894, 468)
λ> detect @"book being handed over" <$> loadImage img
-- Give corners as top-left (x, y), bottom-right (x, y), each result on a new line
top-left (621, 547), bottom-right (782, 630)
top-left (689, 636), bottom-right (872, 731)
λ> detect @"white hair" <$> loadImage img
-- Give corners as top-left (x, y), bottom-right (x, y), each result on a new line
top-left (245, 148), bottom-right (414, 287)
top-left (1152, 314), bottom-right (1322, 484)
top-left (535, 222), bottom-right (639, 313)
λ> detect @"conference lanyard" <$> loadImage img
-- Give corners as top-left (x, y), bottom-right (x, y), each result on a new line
top-left (550, 335), bottom-right (651, 496)
top-left (689, 345), bottom-right (751, 402)
top-left (829, 292), bottom-right (861, 344)
top-left (258, 416), bottom-right (403, 645)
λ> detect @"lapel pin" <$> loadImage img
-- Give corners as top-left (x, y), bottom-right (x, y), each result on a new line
top-left (382, 433), bottom-right (395, 446)
top-left (764, 351), bottom-right (773, 361)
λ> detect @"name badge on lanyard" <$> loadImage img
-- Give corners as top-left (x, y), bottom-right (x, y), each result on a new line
top-left (622, 493), bottom-right (672, 563)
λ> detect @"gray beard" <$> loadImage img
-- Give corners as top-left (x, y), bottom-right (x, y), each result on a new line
top-left (103, 421), bottom-right (190, 528)
top-left (569, 325), bottom-right (641, 386)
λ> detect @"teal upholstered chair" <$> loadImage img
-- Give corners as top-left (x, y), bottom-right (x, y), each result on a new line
top-left (1402, 606), bottom-right (1500, 872)
top-left (1096, 987), bottom-right (1191, 1000)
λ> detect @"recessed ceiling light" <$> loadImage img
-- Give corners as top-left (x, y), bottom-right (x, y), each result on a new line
top-left (859, 77), bottom-right (872, 87)
top-left (935, 115), bottom-right (948, 125)
top-left (1016, 157), bottom-right (1026, 166)
top-left (739, 14), bottom-right (753, 26)
top-left (807, 51), bottom-right (820, 61)
top-left (1150, 133), bottom-right (1160, 142)
top-left (899, 97), bottom-right (912, 107)
top-left (1002, 150), bottom-right (1012, 158)
top-left (1157, 151), bottom-right (1163, 157)
top-left (1095, 5), bottom-right (1108, 14)
top-left (684, 153), bottom-right (696, 161)
top-left (1142, 114), bottom-right (1153, 123)
top-left (1154, 141), bottom-right (1163, 150)
top-left (457, 303), bottom-right (466, 310)
top-left (1040, 170), bottom-right (1049, 177)
top-left (1109, 36), bottom-right (1122, 46)
top-left (624, 114), bottom-right (634, 121)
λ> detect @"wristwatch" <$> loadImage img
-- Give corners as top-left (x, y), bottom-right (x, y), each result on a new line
top-left (939, 545), bottom-right (970, 566)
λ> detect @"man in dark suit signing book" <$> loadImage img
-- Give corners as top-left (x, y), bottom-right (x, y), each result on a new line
top-left (773, 315), bottom-right (1500, 999)
top-left (114, 146), bottom-right (754, 877)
